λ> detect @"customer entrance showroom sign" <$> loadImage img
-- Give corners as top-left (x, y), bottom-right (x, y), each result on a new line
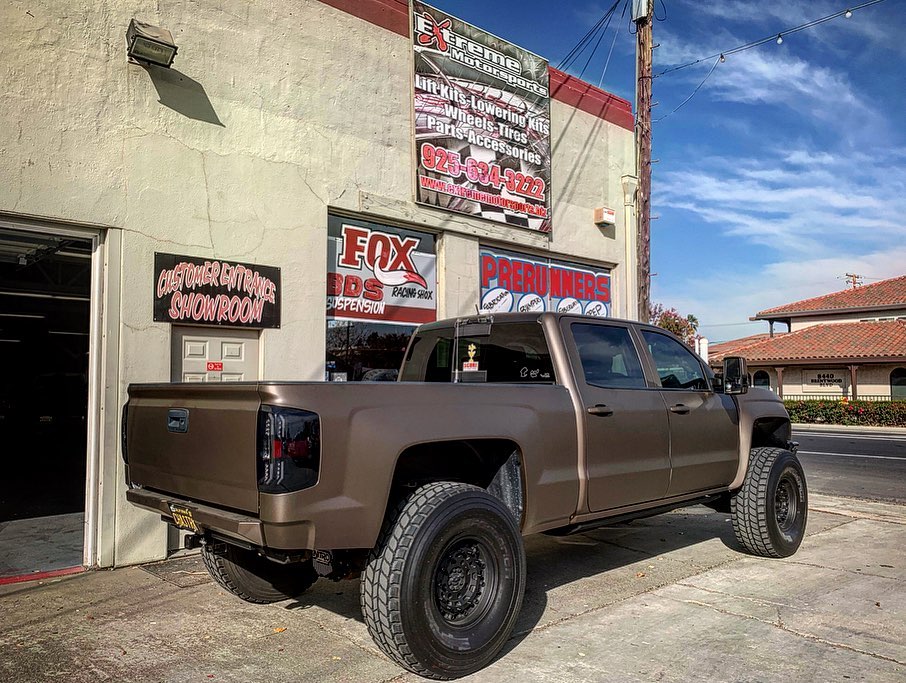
top-left (802, 370), bottom-right (847, 393)
top-left (326, 216), bottom-right (437, 325)
top-left (412, 2), bottom-right (552, 233)
top-left (153, 253), bottom-right (281, 328)
top-left (480, 247), bottom-right (610, 316)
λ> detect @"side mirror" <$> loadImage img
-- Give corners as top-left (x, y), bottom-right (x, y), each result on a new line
top-left (723, 356), bottom-right (749, 395)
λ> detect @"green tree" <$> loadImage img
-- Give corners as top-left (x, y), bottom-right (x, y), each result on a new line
top-left (649, 303), bottom-right (700, 346)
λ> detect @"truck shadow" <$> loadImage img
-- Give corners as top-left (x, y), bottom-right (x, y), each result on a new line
top-left (283, 506), bottom-right (744, 640)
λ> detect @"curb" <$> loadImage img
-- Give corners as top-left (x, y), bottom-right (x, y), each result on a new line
top-left (792, 423), bottom-right (906, 436)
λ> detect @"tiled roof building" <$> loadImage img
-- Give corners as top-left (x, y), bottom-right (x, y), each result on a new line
top-left (712, 275), bottom-right (906, 400)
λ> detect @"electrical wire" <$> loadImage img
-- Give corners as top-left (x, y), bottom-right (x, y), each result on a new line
top-left (598, 20), bottom-right (621, 87)
top-left (654, 56), bottom-right (720, 122)
top-left (557, 0), bottom-right (622, 72)
top-left (655, 0), bottom-right (890, 78)
top-left (654, 0), bottom-right (667, 22)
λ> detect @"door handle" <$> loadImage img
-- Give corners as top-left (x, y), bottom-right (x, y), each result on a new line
top-left (669, 404), bottom-right (691, 414)
top-left (587, 404), bottom-right (614, 417)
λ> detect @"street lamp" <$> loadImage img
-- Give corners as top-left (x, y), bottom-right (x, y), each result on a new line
top-left (126, 19), bottom-right (178, 68)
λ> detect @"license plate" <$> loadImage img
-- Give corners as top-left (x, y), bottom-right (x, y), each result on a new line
top-left (169, 504), bottom-right (200, 533)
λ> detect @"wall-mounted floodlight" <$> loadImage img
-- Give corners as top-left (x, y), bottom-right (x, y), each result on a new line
top-left (126, 19), bottom-right (178, 68)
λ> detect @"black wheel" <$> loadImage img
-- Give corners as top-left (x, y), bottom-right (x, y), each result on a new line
top-left (732, 447), bottom-right (808, 558)
top-left (201, 542), bottom-right (318, 604)
top-left (360, 482), bottom-right (526, 680)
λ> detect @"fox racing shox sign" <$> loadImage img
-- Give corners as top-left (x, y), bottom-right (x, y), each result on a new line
top-left (327, 215), bottom-right (437, 325)
top-left (412, 2), bottom-right (552, 233)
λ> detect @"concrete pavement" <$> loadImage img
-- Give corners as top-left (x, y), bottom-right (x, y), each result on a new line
top-left (1, 497), bottom-right (904, 682)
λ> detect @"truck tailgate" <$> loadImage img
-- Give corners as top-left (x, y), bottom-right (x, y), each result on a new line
top-left (125, 383), bottom-right (261, 513)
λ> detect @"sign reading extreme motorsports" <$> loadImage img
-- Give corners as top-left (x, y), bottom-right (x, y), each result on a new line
top-left (153, 253), bottom-right (281, 328)
top-left (412, 1), bottom-right (551, 232)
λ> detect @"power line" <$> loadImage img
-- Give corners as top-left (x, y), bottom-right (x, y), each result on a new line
top-left (654, 56), bottom-right (720, 122)
top-left (598, 0), bottom-right (630, 87)
top-left (654, 0), bottom-right (890, 79)
top-left (557, 0), bottom-right (622, 72)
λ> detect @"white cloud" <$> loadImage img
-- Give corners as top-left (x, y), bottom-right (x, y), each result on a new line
top-left (653, 144), bottom-right (906, 338)
top-left (657, 246), bottom-right (906, 343)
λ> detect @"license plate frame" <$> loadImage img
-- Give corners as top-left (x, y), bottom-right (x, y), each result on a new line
top-left (168, 503), bottom-right (200, 534)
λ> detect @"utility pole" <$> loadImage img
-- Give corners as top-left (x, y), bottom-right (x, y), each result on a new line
top-left (844, 272), bottom-right (863, 289)
top-left (633, 0), bottom-right (653, 322)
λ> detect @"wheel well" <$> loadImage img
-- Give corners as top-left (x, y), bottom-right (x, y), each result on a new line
top-left (389, 439), bottom-right (524, 524)
top-left (751, 417), bottom-right (791, 449)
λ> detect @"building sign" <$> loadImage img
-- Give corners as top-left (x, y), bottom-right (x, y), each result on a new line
top-left (480, 247), bottom-right (610, 316)
top-left (802, 370), bottom-right (847, 394)
top-left (412, 2), bottom-right (552, 232)
top-left (327, 215), bottom-right (437, 325)
top-left (153, 253), bottom-right (280, 328)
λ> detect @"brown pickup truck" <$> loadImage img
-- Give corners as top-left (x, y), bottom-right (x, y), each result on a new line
top-left (123, 312), bottom-right (807, 679)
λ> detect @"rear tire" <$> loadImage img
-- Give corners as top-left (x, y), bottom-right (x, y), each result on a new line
top-left (361, 482), bottom-right (526, 680)
top-left (731, 447), bottom-right (808, 558)
top-left (201, 542), bottom-right (318, 604)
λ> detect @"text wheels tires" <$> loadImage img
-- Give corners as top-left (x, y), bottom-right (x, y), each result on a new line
top-left (201, 542), bottom-right (318, 604)
top-left (361, 482), bottom-right (526, 680)
top-left (732, 447), bottom-right (808, 558)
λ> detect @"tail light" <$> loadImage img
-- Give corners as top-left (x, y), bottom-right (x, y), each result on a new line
top-left (257, 405), bottom-right (321, 494)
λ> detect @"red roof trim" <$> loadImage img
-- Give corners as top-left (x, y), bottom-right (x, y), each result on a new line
top-left (318, 0), bottom-right (635, 130)
top-left (548, 68), bottom-right (634, 130)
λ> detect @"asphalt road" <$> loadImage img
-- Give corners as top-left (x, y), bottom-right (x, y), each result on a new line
top-left (793, 428), bottom-right (906, 504)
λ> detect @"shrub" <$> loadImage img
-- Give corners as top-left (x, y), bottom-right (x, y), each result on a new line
top-left (784, 399), bottom-right (906, 427)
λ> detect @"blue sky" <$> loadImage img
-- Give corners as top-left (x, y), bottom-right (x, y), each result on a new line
top-left (428, 0), bottom-right (906, 341)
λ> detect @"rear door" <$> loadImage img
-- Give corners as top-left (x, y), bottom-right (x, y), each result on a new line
top-left (125, 383), bottom-right (261, 512)
top-left (638, 329), bottom-right (739, 495)
top-left (562, 320), bottom-right (671, 511)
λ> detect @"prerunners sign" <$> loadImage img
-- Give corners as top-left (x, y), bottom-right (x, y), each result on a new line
top-left (412, 2), bottom-right (551, 232)
top-left (480, 247), bottom-right (611, 317)
top-left (327, 215), bottom-right (437, 325)
top-left (153, 253), bottom-right (281, 328)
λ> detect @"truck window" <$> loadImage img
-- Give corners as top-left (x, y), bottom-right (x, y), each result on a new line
top-left (641, 330), bottom-right (709, 390)
top-left (400, 323), bottom-right (554, 384)
top-left (571, 323), bottom-right (647, 389)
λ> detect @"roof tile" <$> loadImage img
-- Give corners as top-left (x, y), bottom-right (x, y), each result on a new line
top-left (715, 320), bottom-right (906, 363)
top-left (756, 274), bottom-right (906, 317)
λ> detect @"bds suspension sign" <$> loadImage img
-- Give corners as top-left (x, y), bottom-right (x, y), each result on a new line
top-left (412, 1), bottom-right (552, 233)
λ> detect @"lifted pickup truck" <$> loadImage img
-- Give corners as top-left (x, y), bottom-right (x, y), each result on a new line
top-left (124, 313), bottom-right (807, 679)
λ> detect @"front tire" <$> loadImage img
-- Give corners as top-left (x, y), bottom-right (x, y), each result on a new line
top-left (732, 447), bottom-right (808, 558)
top-left (201, 542), bottom-right (318, 604)
top-left (360, 482), bottom-right (526, 680)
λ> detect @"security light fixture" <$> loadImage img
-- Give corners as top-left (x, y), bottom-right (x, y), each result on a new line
top-left (126, 19), bottom-right (178, 68)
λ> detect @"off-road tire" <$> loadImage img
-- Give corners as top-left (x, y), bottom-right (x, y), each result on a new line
top-left (732, 447), bottom-right (808, 558)
top-left (201, 542), bottom-right (318, 604)
top-left (360, 482), bottom-right (526, 680)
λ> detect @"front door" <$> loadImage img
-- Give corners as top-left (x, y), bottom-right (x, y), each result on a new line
top-left (170, 326), bottom-right (260, 382)
top-left (563, 320), bottom-right (671, 512)
top-left (639, 330), bottom-right (739, 496)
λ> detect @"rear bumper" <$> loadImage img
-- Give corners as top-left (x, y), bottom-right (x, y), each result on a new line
top-left (126, 488), bottom-right (314, 550)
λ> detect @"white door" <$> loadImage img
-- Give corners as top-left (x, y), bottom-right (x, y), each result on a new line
top-left (171, 326), bottom-right (260, 382)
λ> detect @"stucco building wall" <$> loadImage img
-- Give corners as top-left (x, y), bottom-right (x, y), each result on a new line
top-left (0, 0), bottom-right (636, 565)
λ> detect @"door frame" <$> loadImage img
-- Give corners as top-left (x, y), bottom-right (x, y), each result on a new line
top-left (0, 212), bottom-right (121, 569)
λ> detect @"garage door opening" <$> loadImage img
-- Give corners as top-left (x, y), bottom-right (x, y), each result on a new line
top-left (0, 227), bottom-right (93, 581)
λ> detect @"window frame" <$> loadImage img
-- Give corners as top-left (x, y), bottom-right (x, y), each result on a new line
top-left (568, 321), bottom-right (650, 391)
